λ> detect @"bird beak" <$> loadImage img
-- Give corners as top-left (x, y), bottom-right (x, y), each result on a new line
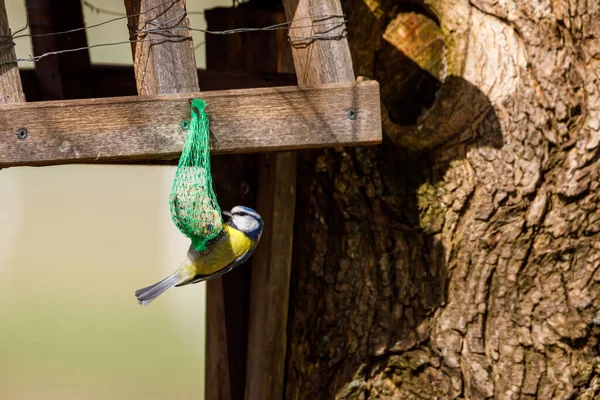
top-left (223, 210), bottom-right (232, 218)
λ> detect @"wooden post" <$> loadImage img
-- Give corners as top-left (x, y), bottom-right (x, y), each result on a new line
top-left (0, 0), bottom-right (25, 178)
top-left (245, 151), bottom-right (296, 399)
top-left (205, 273), bottom-right (233, 400)
top-left (246, 0), bottom-right (355, 398)
top-left (0, 0), bottom-right (26, 104)
top-left (222, 7), bottom-right (299, 400)
top-left (25, 0), bottom-right (92, 99)
top-left (122, 1), bottom-right (212, 397)
top-left (124, 0), bottom-right (198, 95)
top-left (282, 0), bottom-right (355, 85)
top-left (204, 7), bottom-right (298, 399)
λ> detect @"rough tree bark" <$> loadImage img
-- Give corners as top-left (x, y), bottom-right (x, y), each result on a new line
top-left (285, 0), bottom-right (600, 399)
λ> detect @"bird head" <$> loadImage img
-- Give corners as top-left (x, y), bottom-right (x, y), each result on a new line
top-left (223, 206), bottom-right (263, 241)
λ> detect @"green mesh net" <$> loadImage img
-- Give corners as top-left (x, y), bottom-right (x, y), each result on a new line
top-left (169, 99), bottom-right (223, 251)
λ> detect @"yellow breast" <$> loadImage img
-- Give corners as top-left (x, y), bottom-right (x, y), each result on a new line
top-left (191, 225), bottom-right (255, 276)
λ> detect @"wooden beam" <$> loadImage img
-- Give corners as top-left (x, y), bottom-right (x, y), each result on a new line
top-left (0, 81), bottom-right (381, 167)
top-left (0, 0), bottom-right (26, 104)
top-left (25, 0), bottom-right (92, 99)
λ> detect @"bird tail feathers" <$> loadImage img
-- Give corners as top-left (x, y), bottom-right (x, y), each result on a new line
top-left (135, 272), bottom-right (185, 306)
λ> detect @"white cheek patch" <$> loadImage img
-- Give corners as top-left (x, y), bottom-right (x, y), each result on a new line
top-left (233, 215), bottom-right (259, 233)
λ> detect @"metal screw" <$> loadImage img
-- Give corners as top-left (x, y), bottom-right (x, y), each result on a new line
top-left (347, 108), bottom-right (357, 120)
top-left (16, 128), bottom-right (28, 140)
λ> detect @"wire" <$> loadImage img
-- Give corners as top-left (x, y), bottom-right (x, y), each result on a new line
top-left (135, 14), bottom-right (345, 35)
top-left (0, 0), bottom-right (347, 67)
top-left (0, 37), bottom-right (187, 67)
top-left (9, 1), bottom-right (171, 40)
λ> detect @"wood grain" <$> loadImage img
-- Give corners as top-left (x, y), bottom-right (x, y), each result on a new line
top-left (0, 81), bottom-right (381, 167)
top-left (282, 0), bottom-right (355, 85)
top-left (245, 151), bottom-right (297, 400)
top-left (205, 153), bottom-right (258, 400)
top-left (123, 0), bottom-right (199, 94)
top-left (0, 0), bottom-right (26, 104)
top-left (205, 278), bottom-right (233, 400)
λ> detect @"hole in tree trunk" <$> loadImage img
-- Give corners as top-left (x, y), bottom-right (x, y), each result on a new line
top-left (375, 4), bottom-right (445, 126)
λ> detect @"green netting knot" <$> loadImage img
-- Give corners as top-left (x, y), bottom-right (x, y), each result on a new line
top-left (169, 99), bottom-right (223, 251)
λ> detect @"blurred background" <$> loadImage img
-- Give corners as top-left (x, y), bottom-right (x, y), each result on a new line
top-left (0, 0), bottom-right (230, 398)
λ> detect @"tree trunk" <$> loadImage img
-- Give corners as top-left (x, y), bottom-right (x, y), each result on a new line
top-left (285, 0), bottom-right (600, 399)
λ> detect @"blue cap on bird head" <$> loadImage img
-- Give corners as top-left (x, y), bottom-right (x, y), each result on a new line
top-left (224, 206), bottom-right (263, 241)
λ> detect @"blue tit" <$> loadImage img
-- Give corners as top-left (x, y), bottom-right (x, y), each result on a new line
top-left (135, 206), bottom-right (263, 306)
